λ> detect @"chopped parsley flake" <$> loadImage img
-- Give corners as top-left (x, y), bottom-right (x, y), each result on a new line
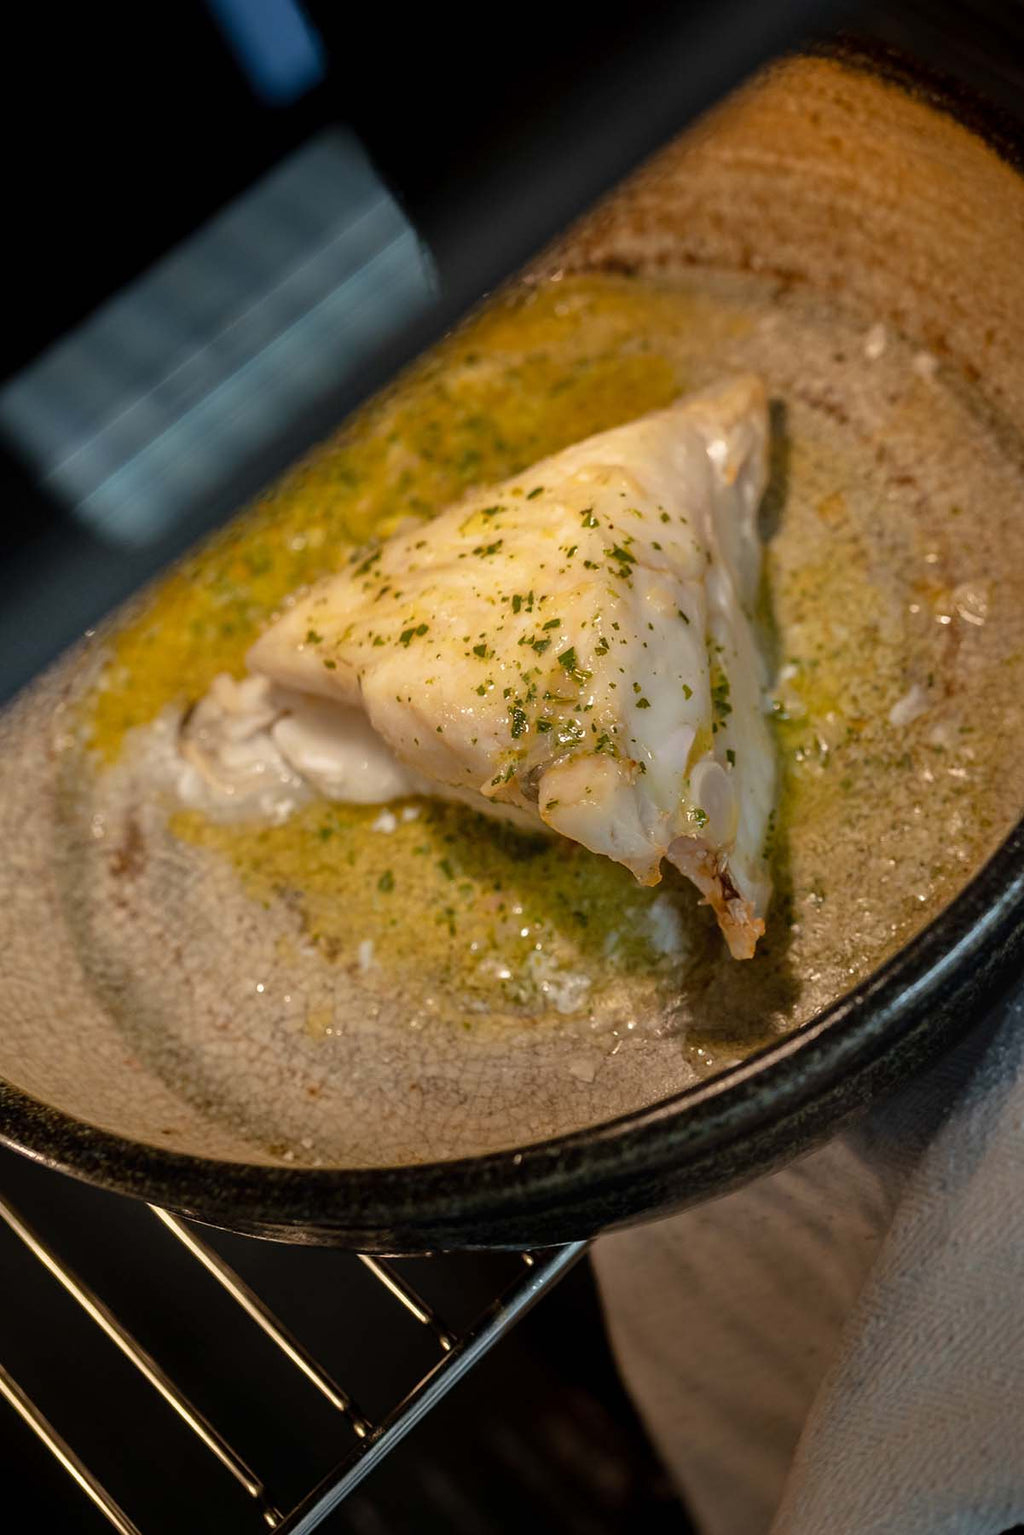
top-left (555, 719), bottom-right (585, 748)
top-left (711, 667), bottom-right (733, 723)
top-left (377, 870), bottom-right (395, 893)
top-left (399, 623), bottom-right (429, 647)
top-left (557, 646), bottom-right (590, 684)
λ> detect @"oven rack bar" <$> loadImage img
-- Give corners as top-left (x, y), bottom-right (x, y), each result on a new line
top-left (0, 1191), bottom-right (583, 1532)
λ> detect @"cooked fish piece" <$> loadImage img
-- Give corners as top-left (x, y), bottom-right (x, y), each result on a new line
top-left (179, 672), bottom-right (423, 808)
top-left (243, 375), bottom-right (775, 957)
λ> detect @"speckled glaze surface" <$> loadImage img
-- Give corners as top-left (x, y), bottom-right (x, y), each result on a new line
top-left (3, 52), bottom-right (1024, 1249)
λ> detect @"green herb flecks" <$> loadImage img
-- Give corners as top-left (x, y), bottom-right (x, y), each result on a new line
top-left (557, 646), bottom-right (591, 685)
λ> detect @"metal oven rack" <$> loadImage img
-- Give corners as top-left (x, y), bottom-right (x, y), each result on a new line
top-left (0, 1179), bottom-right (583, 1533)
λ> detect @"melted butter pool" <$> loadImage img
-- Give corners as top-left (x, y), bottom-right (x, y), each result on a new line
top-left (78, 269), bottom-right (1024, 1064)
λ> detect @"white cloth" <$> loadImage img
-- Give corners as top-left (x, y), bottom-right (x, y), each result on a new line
top-left (593, 990), bottom-right (1024, 1535)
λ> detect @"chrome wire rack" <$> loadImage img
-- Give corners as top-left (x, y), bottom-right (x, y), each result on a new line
top-left (0, 1176), bottom-right (583, 1534)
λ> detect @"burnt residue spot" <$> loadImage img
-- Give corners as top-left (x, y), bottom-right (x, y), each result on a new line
top-left (871, 440), bottom-right (928, 508)
top-left (805, 387), bottom-right (850, 428)
top-left (594, 255), bottom-right (640, 278)
top-left (109, 817), bottom-right (145, 880)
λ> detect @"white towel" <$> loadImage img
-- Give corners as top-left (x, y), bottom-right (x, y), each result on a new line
top-left (593, 989), bottom-right (1024, 1535)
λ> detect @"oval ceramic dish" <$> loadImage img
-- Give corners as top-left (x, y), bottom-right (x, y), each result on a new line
top-left (3, 50), bottom-right (1024, 1249)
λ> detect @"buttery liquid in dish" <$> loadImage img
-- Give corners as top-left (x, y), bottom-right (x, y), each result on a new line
top-left (180, 375), bottom-right (776, 960)
top-left (48, 270), bottom-right (1024, 1162)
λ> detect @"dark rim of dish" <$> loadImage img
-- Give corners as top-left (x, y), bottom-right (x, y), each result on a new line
top-left (2, 819), bottom-right (1023, 1234)
top-left (4, 40), bottom-right (1024, 1236)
